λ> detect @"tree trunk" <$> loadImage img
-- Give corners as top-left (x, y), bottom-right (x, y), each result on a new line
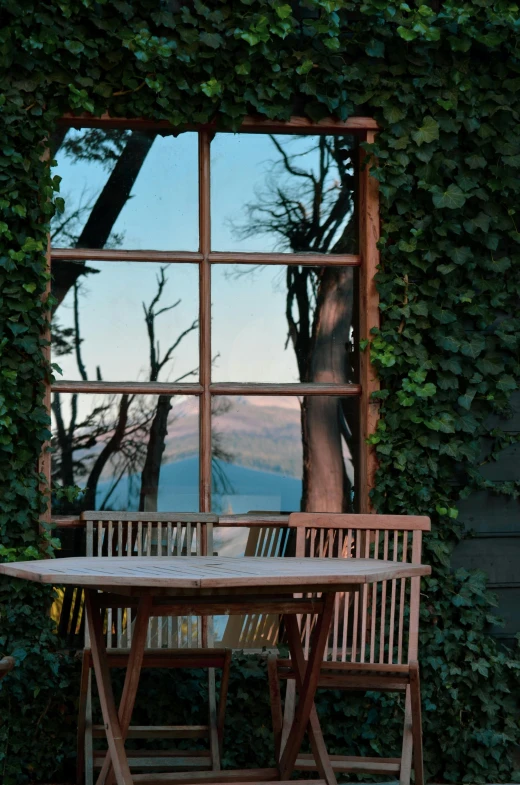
top-left (139, 395), bottom-right (173, 512)
top-left (52, 131), bottom-right (155, 307)
top-left (301, 266), bottom-right (355, 512)
top-left (83, 394), bottom-right (131, 509)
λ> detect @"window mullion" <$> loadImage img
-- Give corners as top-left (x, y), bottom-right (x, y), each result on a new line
top-left (198, 131), bottom-right (212, 515)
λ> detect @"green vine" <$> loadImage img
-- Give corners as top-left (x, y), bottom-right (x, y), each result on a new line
top-left (0, 1), bottom-right (519, 782)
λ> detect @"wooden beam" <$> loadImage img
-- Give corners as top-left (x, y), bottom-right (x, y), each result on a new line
top-left (358, 130), bottom-right (381, 513)
top-left (57, 113), bottom-right (379, 134)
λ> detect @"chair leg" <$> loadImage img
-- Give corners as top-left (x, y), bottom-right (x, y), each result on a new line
top-left (85, 671), bottom-right (94, 785)
top-left (280, 678), bottom-right (296, 756)
top-left (267, 653), bottom-right (283, 761)
top-left (400, 684), bottom-right (414, 785)
top-left (208, 668), bottom-right (221, 771)
top-left (409, 661), bottom-right (424, 785)
top-left (217, 649), bottom-right (232, 754)
top-left (77, 651), bottom-right (89, 785)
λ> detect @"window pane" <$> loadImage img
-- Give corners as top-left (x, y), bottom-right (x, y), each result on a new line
top-left (211, 394), bottom-right (359, 536)
top-left (51, 129), bottom-right (198, 251)
top-left (51, 262), bottom-right (199, 383)
top-left (212, 265), bottom-right (358, 383)
top-left (212, 394), bottom-right (359, 647)
top-left (211, 133), bottom-right (358, 253)
top-left (51, 394), bottom-right (199, 514)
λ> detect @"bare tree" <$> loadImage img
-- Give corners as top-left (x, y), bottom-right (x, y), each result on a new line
top-left (139, 266), bottom-right (198, 512)
top-left (234, 135), bottom-right (359, 512)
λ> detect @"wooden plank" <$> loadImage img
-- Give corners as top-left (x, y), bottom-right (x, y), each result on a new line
top-left (93, 725), bottom-right (210, 739)
top-left (131, 767), bottom-right (280, 784)
top-left (409, 662), bottom-right (424, 785)
top-left (57, 111), bottom-right (379, 133)
top-left (218, 515), bottom-right (289, 528)
top-left (81, 512), bottom-right (217, 523)
top-left (94, 752), bottom-right (211, 770)
top-left (199, 130), bottom-right (211, 514)
top-left (208, 252), bottom-right (360, 266)
top-left (52, 381), bottom-right (203, 394)
top-left (87, 650), bottom-right (229, 669)
top-left (51, 248), bottom-right (203, 263)
top-left (358, 129), bottom-right (381, 513)
top-left (267, 654), bottom-right (283, 761)
top-left (0, 556), bottom-right (431, 588)
top-left (289, 513), bottom-right (431, 531)
top-left (296, 754), bottom-right (400, 774)
top-left (39, 229), bottom-right (52, 528)
top-left (276, 659), bottom-right (410, 674)
top-left (209, 383), bottom-right (360, 396)
top-left (217, 649), bottom-right (231, 747)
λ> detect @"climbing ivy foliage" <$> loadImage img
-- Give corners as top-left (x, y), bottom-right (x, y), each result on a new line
top-left (0, 0), bottom-right (519, 782)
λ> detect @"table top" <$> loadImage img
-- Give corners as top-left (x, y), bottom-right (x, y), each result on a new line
top-left (0, 556), bottom-right (430, 590)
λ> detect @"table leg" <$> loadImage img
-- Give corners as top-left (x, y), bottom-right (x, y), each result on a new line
top-left (97, 595), bottom-right (152, 785)
top-left (85, 591), bottom-right (148, 785)
top-left (283, 614), bottom-right (337, 785)
top-left (278, 592), bottom-right (335, 781)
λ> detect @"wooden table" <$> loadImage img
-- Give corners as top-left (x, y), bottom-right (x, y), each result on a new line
top-left (0, 556), bottom-right (430, 785)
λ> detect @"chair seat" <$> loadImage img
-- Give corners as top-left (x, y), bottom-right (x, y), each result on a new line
top-left (276, 657), bottom-right (410, 691)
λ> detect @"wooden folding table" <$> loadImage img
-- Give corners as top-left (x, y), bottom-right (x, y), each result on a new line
top-left (0, 556), bottom-right (430, 785)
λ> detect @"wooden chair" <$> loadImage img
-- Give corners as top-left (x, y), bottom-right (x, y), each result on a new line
top-left (220, 513), bottom-right (292, 648)
top-left (0, 656), bottom-right (15, 682)
top-left (77, 512), bottom-right (231, 785)
top-left (267, 512), bottom-right (430, 785)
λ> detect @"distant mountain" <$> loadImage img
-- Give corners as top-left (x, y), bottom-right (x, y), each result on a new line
top-left (96, 455), bottom-right (302, 558)
top-left (163, 395), bottom-right (303, 478)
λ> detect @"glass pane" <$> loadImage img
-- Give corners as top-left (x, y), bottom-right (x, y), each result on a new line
top-left (212, 394), bottom-right (359, 646)
top-left (212, 265), bottom-right (358, 383)
top-left (50, 394), bottom-right (199, 515)
top-left (51, 129), bottom-right (198, 250)
top-left (211, 394), bottom-right (359, 537)
top-left (51, 262), bottom-right (199, 383)
top-left (211, 133), bottom-right (358, 253)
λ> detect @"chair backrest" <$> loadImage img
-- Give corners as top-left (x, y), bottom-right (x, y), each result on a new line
top-left (81, 511), bottom-right (217, 650)
top-left (289, 513), bottom-right (430, 665)
top-left (220, 513), bottom-right (291, 648)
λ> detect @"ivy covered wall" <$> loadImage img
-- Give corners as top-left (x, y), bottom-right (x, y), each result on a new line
top-left (0, 1), bottom-right (519, 783)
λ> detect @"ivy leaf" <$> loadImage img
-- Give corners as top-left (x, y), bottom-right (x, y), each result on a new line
top-left (496, 375), bottom-right (517, 392)
top-left (200, 78), bottom-right (223, 98)
top-left (431, 305), bottom-right (457, 324)
top-left (433, 185), bottom-right (467, 209)
top-left (199, 32), bottom-right (223, 49)
top-left (425, 413), bottom-right (456, 433)
top-left (275, 4), bottom-right (292, 19)
top-left (465, 154), bottom-right (486, 169)
top-left (397, 26), bottom-right (417, 42)
top-left (458, 389), bottom-right (476, 410)
top-left (412, 116), bottom-right (439, 146)
top-left (365, 39), bottom-right (385, 58)
top-left (64, 40), bottom-right (85, 56)
top-left (460, 336), bottom-right (486, 359)
top-left (296, 60), bottom-right (314, 75)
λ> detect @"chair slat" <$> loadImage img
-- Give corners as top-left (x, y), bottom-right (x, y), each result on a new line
top-left (288, 513), bottom-right (430, 667)
top-left (397, 531), bottom-right (408, 664)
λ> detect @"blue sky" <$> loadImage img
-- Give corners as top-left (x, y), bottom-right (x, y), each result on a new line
top-left (51, 130), bottom-right (323, 384)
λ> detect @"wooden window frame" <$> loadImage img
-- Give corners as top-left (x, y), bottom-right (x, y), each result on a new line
top-left (43, 114), bottom-right (380, 521)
